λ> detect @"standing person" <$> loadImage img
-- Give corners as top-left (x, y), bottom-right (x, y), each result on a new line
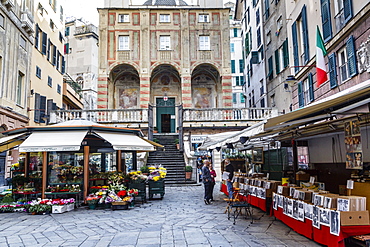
top-left (225, 159), bottom-right (234, 199)
top-left (202, 160), bottom-right (212, 205)
top-left (209, 163), bottom-right (216, 201)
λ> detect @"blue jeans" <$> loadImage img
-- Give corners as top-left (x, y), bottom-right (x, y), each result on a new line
top-left (227, 181), bottom-right (233, 199)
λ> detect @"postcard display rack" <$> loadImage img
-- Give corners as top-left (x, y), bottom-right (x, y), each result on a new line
top-left (272, 185), bottom-right (370, 247)
top-left (221, 173), bottom-right (281, 212)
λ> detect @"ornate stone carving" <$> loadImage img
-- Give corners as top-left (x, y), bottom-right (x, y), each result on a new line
top-left (357, 35), bottom-right (370, 73)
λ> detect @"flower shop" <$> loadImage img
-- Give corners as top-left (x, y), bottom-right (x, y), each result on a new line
top-left (0, 119), bottom-right (165, 213)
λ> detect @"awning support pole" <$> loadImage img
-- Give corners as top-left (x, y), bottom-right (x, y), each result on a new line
top-left (83, 146), bottom-right (90, 203)
top-left (42, 152), bottom-right (47, 199)
top-left (117, 150), bottom-right (122, 172)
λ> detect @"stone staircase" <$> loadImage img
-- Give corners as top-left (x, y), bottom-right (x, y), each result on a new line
top-left (146, 134), bottom-right (193, 185)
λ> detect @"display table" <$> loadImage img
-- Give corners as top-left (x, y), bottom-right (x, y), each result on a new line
top-left (13, 191), bottom-right (41, 201)
top-left (272, 205), bottom-right (370, 247)
top-left (221, 183), bottom-right (267, 212)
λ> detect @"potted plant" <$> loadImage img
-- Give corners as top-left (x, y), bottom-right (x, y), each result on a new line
top-left (185, 165), bottom-right (192, 180)
top-left (174, 139), bottom-right (180, 149)
top-left (140, 166), bottom-right (150, 175)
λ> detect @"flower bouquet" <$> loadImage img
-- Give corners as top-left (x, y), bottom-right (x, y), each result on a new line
top-left (128, 171), bottom-right (148, 183)
top-left (0, 204), bottom-right (23, 213)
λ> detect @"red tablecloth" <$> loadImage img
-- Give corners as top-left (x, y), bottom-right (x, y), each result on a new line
top-left (273, 207), bottom-right (313, 239)
top-left (220, 183), bottom-right (267, 212)
top-left (272, 207), bottom-right (370, 247)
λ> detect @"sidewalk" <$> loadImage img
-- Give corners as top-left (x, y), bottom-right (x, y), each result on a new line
top-left (0, 183), bottom-right (322, 247)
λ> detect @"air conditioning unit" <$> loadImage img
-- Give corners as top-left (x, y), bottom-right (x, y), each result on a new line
top-left (1, 0), bottom-right (15, 10)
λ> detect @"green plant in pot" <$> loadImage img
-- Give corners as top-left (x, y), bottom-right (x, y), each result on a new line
top-left (140, 166), bottom-right (150, 175)
top-left (185, 166), bottom-right (192, 180)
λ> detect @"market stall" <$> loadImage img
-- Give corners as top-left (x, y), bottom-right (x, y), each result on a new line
top-left (0, 119), bottom-right (161, 204)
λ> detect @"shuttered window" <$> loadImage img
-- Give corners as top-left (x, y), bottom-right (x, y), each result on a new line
top-left (346, 35), bottom-right (357, 77)
top-left (328, 53), bottom-right (338, 89)
top-left (267, 56), bottom-right (273, 80)
top-left (275, 49), bottom-right (280, 74)
top-left (283, 39), bottom-right (289, 68)
top-left (308, 73), bottom-right (314, 102)
top-left (343, 0), bottom-right (353, 23)
top-left (231, 60), bottom-right (236, 73)
top-left (42, 32), bottom-right (47, 55)
top-left (301, 5), bottom-right (310, 64)
top-left (320, 0), bottom-right (332, 41)
top-left (292, 22), bottom-right (299, 73)
top-left (239, 59), bottom-right (244, 73)
top-left (298, 82), bottom-right (304, 108)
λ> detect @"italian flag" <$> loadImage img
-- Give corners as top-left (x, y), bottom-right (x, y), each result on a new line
top-left (316, 27), bottom-right (328, 87)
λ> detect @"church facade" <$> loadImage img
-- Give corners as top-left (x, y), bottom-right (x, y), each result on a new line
top-left (97, 0), bottom-right (232, 134)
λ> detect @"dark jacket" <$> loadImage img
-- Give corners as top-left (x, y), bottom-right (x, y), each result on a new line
top-left (202, 165), bottom-right (212, 183)
top-left (225, 163), bottom-right (234, 181)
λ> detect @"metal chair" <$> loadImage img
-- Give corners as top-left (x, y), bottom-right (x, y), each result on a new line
top-left (223, 187), bottom-right (241, 214)
top-left (227, 188), bottom-right (253, 225)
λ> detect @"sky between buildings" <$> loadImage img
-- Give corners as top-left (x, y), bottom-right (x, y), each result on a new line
top-left (62, 0), bottom-right (233, 26)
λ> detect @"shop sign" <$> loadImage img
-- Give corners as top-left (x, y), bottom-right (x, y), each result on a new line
top-left (191, 135), bottom-right (207, 143)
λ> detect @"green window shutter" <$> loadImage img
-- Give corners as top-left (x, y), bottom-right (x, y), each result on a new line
top-left (231, 60), bottom-right (236, 73)
top-left (240, 76), bottom-right (245, 85)
top-left (233, 28), bottom-right (238, 37)
top-left (268, 56), bottom-right (273, 80)
top-left (239, 59), bottom-right (244, 73)
top-left (275, 49), bottom-right (280, 74)
top-left (236, 76), bottom-right (240, 86)
top-left (308, 73), bottom-right (314, 102)
top-left (283, 39), bottom-right (289, 68)
top-left (346, 35), bottom-right (357, 77)
top-left (47, 39), bottom-right (51, 60)
top-left (35, 24), bottom-right (39, 49)
top-left (232, 93), bottom-right (237, 104)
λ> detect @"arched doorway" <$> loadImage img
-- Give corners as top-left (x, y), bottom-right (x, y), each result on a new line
top-left (109, 64), bottom-right (140, 109)
top-left (150, 64), bottom-right (181, 133)
top-left (191, 64), bottom-right (221, 108)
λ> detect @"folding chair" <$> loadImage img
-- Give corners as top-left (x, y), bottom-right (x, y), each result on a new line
top-left (227, 188), bottom-right (253, 225)
top-left (223, 187), bottom-right (241, 214)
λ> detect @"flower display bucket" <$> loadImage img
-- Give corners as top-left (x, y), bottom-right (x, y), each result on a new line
top-left (88, 204), bottom-right (96, 210)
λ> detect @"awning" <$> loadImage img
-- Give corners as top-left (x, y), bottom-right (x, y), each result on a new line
top-left (264, 80), bottom-right (370, 130)
top-left (94, 131), bottom-right (156, 151)
top-left (199, 121), bottom-right (265, 150)
top-left (19, 130), bottom-right (87, 152)
top-left (0, 133), bottom-right (28, 152)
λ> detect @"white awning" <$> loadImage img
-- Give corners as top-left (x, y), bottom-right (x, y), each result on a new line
top-left (199, 121), bottom-right (266, 150)
top-left (94, 131), bottom-right (156, 151)
top-left (19, 131), bottom-right (87, 152)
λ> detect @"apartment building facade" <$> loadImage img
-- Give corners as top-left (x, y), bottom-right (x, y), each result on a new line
top-left (286, 0), bottom-right (370, 109)
top-left (64, 17), bottom-right (98, 110)
top-left (226, 1), bottom-right (245, 109)
top-left (29, 0), bottom-right (66, 125)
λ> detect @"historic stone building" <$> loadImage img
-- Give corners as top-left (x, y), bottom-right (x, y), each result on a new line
top-left (97, 0), bottom-right (232, 134)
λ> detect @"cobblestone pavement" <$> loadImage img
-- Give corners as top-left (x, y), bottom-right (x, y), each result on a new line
top-left (0, 184), bottom-right (322, 247)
